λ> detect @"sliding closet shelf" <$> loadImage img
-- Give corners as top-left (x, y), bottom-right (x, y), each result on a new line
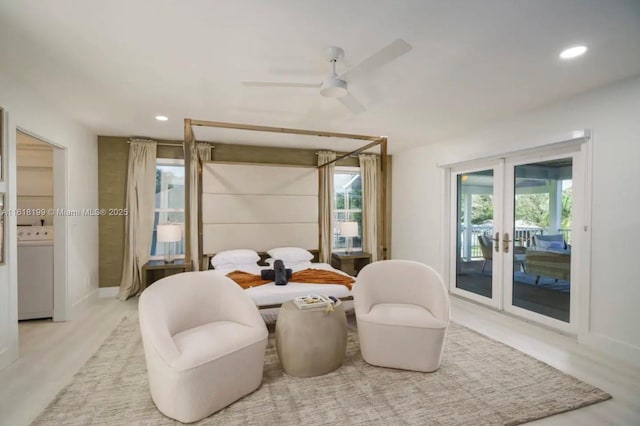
top-left (17, 166), bottom-right (53, 169)
top-left (17, 195), bottom-right (53, 198)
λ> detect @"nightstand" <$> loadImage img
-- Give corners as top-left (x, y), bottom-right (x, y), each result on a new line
top-left (142, 259), bottom-right (188, 287)
top-left (331, 251), bottom-right (371, 276)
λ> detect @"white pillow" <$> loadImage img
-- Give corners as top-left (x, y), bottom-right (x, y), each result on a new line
top-left (210, 249), bottom-right (260, 268)
top-left (265, 258), bottom-right (312, 270)
top-left (267, 247), bottom-right (314, 262)
top-left (213, 263), bottom-right (263, 275)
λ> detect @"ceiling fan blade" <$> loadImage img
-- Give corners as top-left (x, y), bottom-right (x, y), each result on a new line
top-left (242, 81), bottom-right (320, 88)
top-left (337, 93), bottom-right (366, 114)
top-left (339, 38), bottom-right (412, 81)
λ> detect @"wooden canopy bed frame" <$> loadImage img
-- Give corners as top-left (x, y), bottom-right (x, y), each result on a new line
top-left (183, 118), bottom-right (388, 272)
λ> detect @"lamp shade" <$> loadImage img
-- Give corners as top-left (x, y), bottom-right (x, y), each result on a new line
top-left (339, 221), bottom-right (358, 237)
top-left (157, 223), bottom-right (182, 242)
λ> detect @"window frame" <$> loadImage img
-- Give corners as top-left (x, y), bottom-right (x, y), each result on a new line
top-left (150, 158), bottom-right (186, 260)
top-left (332, 165), bottom-right (363, 253)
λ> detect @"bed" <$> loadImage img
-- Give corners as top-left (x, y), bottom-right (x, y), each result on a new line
top-left (206, 248), bottom-right (355, 322)
top-left (185, 119), bottom-right (389, 273)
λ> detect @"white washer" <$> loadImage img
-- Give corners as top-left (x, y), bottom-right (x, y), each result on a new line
top-left (18, 226), bottom-right (54, 320)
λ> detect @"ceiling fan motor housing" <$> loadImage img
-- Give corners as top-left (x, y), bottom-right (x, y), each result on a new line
top-left (326, 46), bottom-right (344, 61)
top-left (320, 77), bottom-right (348, 98)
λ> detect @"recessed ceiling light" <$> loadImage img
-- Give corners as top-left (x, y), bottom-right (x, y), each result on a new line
top-left (559, 45), bottom-right (587, 60)
top-left (155, 115), bottom-right (169, 121)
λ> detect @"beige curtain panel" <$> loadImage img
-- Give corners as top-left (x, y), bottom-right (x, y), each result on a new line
top-left (118, 140), bottom-right (157, 300)
top-left (189, 143), bottom-right (213, 271)
top-left (359, 154), bottom-right (379, 261)
top-left (318, 151), bottom-right (336, 263)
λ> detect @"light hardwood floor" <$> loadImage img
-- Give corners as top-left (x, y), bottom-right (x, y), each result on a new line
top-left (0, 295), bottom-right (638, 426)
top-left (0, 295), bottom-right (138, 426)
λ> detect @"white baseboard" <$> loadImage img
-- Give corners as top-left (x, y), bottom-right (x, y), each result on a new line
top-left (98, 287), bottom-right (119, 298)
top-left (452, 296), bottom-right (640, 371)
top-left (580, 332), bottom-right (640, 370)
top-left (67, 287), bottom-right (99, 321)
top-left (71, 287), bottom-right (98, 307)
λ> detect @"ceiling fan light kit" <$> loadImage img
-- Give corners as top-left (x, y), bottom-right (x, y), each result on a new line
top-left (320, 78), bottom-right (348, 98)
top-left (321, 47), bottom-right (348, 98)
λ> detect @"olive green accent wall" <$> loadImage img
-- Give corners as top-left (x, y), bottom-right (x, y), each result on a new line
top-left (212, 142), bottom-right (359, 167)
top-left (97, 137), bottom-right (128, 289)
top-left (98, 136), bottom-right (390, 288)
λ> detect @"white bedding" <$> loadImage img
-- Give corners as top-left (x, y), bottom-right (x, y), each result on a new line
top-left (208, 262), bottom-right (353, 307)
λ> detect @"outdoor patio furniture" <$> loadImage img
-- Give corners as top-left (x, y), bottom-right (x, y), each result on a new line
top-left (526, 235), bottom-right (571, 283)
top-left (525, 249), bottom-right (571, 283)
top-left (478, 234), bottom-right (526, 272)
top-left (478, 235), bottom-right (493, 272)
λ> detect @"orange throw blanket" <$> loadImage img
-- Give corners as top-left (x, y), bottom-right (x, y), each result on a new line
top-left (291, 269), bottom-right (355, 290)
top-left (225, 271), bottom-right (271, 289)
top-left (226, 268), bottom-right (355, 290)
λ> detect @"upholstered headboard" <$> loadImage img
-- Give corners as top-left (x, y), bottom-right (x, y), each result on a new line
top-left (201, 161), bottom-right (319, 255)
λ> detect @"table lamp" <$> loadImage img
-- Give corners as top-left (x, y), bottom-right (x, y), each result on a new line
top-left (157, 223), bottom-right (182, 263)
top-left (339, 221), bottom-right (358, 255)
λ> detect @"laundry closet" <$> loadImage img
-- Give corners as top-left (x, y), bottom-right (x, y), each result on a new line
top-left (16, 132), bottom-right (54, 320)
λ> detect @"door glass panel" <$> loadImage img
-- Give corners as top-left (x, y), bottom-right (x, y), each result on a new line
top-left (455, 170), bottom-right (494, 298)
top-left (513, 158), bottom-right (572, 322)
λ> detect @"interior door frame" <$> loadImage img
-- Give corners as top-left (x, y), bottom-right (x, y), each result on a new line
top-left (16, 128), bottom-right (69, 323)
top-left (442, 132), bottom-right (592, 334)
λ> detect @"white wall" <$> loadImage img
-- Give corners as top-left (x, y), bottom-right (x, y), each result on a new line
top-left (392, 75), bottom-right (640, 367)
top-left (0, 72), bottom-right (99, 369)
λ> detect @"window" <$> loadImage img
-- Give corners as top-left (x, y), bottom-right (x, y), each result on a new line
top-left (150, 159), bottom-right (185, 259)
top-left (333, 167), bottom-right (362, 251)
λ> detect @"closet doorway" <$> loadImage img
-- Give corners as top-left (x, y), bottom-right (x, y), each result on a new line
top-left (16, 130), bottom-right (68, 322)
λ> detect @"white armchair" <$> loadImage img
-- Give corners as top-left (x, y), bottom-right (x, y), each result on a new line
top-left (353, 260), bottom-right (450, 372)
top-left (138, 271), bottom-right (268, 423)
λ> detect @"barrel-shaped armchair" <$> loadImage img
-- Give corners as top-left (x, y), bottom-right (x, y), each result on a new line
top-left (139, 271), bottom-right (268, 423)
top-left (353, 260), bottom-right (450, 372)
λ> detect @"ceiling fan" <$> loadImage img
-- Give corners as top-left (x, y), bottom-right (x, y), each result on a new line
top-left (242, 39), bottom-right (412, 113)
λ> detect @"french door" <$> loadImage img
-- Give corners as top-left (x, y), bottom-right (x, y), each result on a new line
top-left (449, 146), bottom-right (584, 332)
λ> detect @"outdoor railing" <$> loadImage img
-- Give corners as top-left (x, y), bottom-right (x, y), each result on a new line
top-left (461, 226), bottom-right (572, 260)
top-left (461, 226), bottom-right (544, 260)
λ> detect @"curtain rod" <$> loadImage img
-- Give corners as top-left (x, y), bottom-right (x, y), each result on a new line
top-left (126, 140), bottom-right (216, 147)
top-left (315, 153), bottom-right (359, 158)
top-left (126, 141), bottom-right (181, 147)
top-left (318, 140), bottom-right (383, 168)
top-left (314, 152), bottom-right (379, 157)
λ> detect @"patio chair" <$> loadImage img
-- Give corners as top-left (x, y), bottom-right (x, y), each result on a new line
top-left (478, 234), bottom-right (493, 272)
top-left (479, 234), bottom-right (526, 273)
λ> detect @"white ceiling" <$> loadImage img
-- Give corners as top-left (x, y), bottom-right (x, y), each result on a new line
top-left (1, 0), bottom-right (640, 153)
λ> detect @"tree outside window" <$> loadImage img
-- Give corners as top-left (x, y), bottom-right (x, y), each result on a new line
top-left (333, 167), bottom-right (362, 251)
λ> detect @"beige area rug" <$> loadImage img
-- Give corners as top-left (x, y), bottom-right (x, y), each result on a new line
top-left (33, 317), bottom-right (610, 425)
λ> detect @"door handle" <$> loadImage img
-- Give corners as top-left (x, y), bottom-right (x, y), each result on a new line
top-left (503, 232), bottom-right (513, 253)
top-left (492, 232), bottom-right (500, 253)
